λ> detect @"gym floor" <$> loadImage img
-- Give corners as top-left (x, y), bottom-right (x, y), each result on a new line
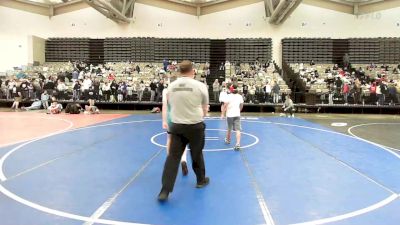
top-left (0, 110), bottom-right (399, 225)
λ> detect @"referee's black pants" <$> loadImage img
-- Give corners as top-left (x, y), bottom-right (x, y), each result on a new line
top-left (161, 122), bottom-right (206, 192)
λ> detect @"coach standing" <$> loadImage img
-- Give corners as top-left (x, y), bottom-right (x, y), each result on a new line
top-left (158, 60), bottom-right (210, 201)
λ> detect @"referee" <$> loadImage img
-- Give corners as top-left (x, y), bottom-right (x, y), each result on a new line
top-left (158, 60), bottom-right (210, 201)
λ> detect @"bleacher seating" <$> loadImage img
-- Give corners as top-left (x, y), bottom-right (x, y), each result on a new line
top-left (226, 38), bottom-right (272, 63)
top-left (46, 38), bottom-right (90, 62)
top-left (288, 63), bottom-right (400, 105)
top-left (225, 63), bottom-right (291, 98)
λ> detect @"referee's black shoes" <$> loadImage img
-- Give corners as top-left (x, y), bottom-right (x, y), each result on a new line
top-left (158, 188), bottom-right (170, 202)
top-left (196, 177), bottom-right (210, 188)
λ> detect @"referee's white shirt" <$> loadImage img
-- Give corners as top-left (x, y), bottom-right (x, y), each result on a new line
top-left (168, 77), bottom-right (209, 124)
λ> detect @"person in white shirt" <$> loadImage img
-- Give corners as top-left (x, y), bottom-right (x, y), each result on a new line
top-left (248, 84), bottom-right (256, 103)
top-left (158, 60), bottom-right (209, 201)
top-left (101, 80), bottom-right (111, 101)
top-left (7, 80), bottom-right (16, 99)
top-left (162, 79), bottom-right (188, 177)
top-left (221, 85), bottom-right (244, 150)
top-left (138, 81), bottom-right (146, 102)
top-left (219, 87), bottom-right (228, 117)
top-left (126, 84), bottom-right (133, 101)
top-left (264, 81), bottom-right (272, 103)
top-left (57, 81), bottom-right (66, 100)
top-left (82, 76), bottom-right (92, 91)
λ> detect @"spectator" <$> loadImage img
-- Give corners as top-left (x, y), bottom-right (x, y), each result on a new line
top-left (138, 80), bottom-right (145, 102)
top-left (388, 82), bottom-right (397, 105)
top-left (264, 81), bottom-right (271, 103)
top-left (38, 73), bottom-right (45, 82)
top-left (0, 82), bottom-right (6, 99)
top-left (379, 81), bottom-right (388, 105)
top-left (219, 62), bottom-right (225, 71)
top-left (28, 82), bottom-right (35, 99)
top-left (136, 65), bottom-right (141, 73)
top-left (150, 80), bottom-right (157, 102)
top-left (255, 84), bottom-right (264, 103)
top-left (219, 87), bottom-right (229, 117)
top-left (100, 80), bottom-right (110, 102)
top-left (328, 83), bottom-right (335, 105)
top-left (41, 90), bottom-right (50, 109)
top-left (163, 58), bottom-right (169, 72)
top-left (57, 81), bottom-right (66, 100)
top-left (93, 79), bottom-right (101, 100)
top-left (370, 81), bottom-right (377, 104)
top-left (47, 97), bottom-right (62, 114)
top-left (127, 83), bottom-right (134, 101)
top-left (107, 73), bottom-right (115, 81)
top-left (73, 80), bottom-right (81, 101)
top-left (212, 79), bottom-right (220, 102)
top-left (72, 70), bottom-right (79, 82)
top-left (11, 82), bottom-right (22, 111)
top-left (242, 83), bottom-right (248, 101)
top-left (272, 81), bottom-right (280, 103)
top-left (117, 85), bottom-right (124, 102)
top-left (32, 78), bottom-right (41, 100)
top-left (156, 80), bottom-right (164, 102)
top-left (65, 102), bottom-right (82, 114)
top-left (342, 82), bottom-right (350, 104)
top-left (84, 100), bottom-right (100, 114)
top-left (376, 82), bottom-right (382, 105)
top-left (282, 95), bottom-right (295, 117)
top-left (248, 84), bottom-right (256, 103)
top-left (7, 79), bottom-right (15, 100)
top-left (354, 78), bottom-right (362, 104)
top-left (21, 99), bottom-right (42, 111)
top-left (43, 78), bottom-right (55, 96)
top-left (82, 76), bottom-right (92, 95)
top-left (110, 80), bottom-right (118, 102)
top-left (20, 79), bottom-right (29, 100)
top-left (119, 81), bottom-right (127, 101)
top-left (335, 77), bottom-right (343, 94)
top-left (87, 85), bottom-right (96, 105)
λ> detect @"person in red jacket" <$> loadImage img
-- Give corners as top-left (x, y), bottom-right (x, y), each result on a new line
top-left (370, 82), bottom-right (377, 104)
top-left (342, 82), bottom-right (350, 104)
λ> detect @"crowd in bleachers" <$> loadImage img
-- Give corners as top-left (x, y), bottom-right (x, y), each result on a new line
top-left (0, 59), bottom-right (291, 112)
top-left (218, 60), bottom-right (291, 104)
top-left (290, 62), bottom-right (400, 105)
top-left (0, 60), bottom-right (211, 110)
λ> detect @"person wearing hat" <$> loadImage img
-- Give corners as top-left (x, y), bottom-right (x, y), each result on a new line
top-left (158, 60), bottom-right (209, 201)
top-left (221, 84), bottom-right (244, 150)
